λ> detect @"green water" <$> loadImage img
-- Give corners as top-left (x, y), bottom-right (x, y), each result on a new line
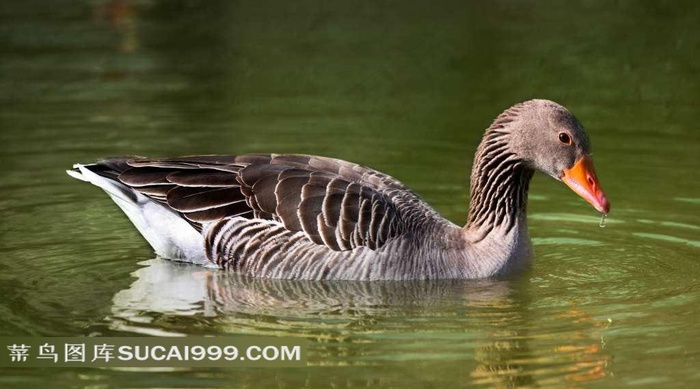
top-left (1, 0), bottom-right (699, 387)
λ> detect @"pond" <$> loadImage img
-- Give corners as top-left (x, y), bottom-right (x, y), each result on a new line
top-left (1, 0), bottom-right (698, 387)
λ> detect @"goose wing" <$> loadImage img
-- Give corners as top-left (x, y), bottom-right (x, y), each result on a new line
top-left (117, 154), bottom-right (408, 251)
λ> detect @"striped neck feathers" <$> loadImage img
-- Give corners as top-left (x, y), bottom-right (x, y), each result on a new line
top-left (466, 106), bottom-right (534, 238)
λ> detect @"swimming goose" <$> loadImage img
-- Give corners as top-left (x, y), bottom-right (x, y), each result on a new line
top-left (68, 99), bottom-right (610, 280)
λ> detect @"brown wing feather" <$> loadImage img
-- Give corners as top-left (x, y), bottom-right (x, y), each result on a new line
top-left (119, 168), bottom-right (177, 186)
top-left (186, 201), bottom-right (253, 222)
top-left (108, 154), bottom-right (405, 251)
top-left (166, 187), bottom-right (243, 212)
top-left (167, 170), bottom-right (240, 187)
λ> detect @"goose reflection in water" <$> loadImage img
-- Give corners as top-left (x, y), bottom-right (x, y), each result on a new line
top-left (107, 258), bottom-right (611, 386)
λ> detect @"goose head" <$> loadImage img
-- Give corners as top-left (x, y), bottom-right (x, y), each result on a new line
top-left (506, 99), bottom-right (610, 214)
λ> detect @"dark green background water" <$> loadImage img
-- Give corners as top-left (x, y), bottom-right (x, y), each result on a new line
top-left (1, 0), bottom-right (698, 387)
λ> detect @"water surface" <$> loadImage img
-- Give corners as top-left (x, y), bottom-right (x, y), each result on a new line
top-left (1, 0), bottom-right (699, 387)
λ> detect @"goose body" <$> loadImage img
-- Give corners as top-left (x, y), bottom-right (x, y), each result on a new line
top-left (68, 99), bottom-right (610, 280)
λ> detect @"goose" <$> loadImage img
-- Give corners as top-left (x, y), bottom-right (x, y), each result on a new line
top-left (68, 99), bottom-right (610, 281)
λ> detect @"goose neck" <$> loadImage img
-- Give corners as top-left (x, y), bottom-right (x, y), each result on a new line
top-left (465, 133), bottom-right (534, 239)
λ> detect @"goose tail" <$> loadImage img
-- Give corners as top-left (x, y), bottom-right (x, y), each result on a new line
top-left (67, 161), bottom-right (211, 266)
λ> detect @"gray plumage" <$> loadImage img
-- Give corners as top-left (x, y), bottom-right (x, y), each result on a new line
top-left (68, 99), bottom-right (609, 280)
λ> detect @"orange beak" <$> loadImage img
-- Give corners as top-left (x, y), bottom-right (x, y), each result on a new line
top-left (561, 156), bottom-right (610, 214)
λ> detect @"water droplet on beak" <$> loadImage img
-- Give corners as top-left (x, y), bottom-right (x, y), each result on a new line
top-left (599, 213), bottom-right (608, 228)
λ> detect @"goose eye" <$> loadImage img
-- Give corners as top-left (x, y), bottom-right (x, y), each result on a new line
top-left (558, 132), bottom-right (572, 145)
